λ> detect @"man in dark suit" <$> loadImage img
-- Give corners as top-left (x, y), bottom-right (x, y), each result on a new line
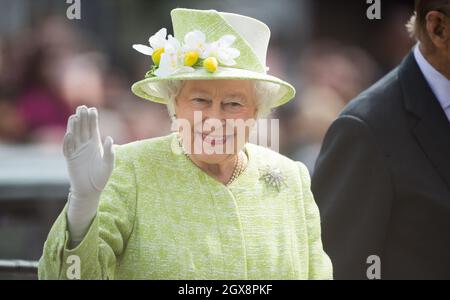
top-left (312, 0), bottom-right (450, 279)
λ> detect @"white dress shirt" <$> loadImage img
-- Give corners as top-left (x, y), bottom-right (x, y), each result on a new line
top-left (414, 43), bottom-right (450, 122)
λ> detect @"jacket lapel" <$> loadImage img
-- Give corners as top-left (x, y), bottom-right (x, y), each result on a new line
top-left (400, 51), bottom-right (450, 190)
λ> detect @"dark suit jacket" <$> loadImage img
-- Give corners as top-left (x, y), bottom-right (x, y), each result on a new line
top-left (311, 50), bottom-right (450, 279)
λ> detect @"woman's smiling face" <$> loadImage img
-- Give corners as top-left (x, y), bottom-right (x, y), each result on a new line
top-left (174, 79), bottom-right (257, 164)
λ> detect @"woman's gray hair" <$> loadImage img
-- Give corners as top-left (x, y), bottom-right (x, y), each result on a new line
top-left (150, 80), bottom-right (281, 121)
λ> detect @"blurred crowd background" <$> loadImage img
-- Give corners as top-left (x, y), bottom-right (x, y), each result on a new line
top-left (0, 0), bottom-right (414, 278)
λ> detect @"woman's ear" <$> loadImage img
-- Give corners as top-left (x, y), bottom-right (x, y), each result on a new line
top-left (425, 11), bottom-right (449, 49)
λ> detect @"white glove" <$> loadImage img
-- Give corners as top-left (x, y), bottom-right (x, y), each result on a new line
top-left (63, 105), bottom-right (115, 245)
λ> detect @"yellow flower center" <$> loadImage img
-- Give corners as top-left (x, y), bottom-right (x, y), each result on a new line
top-left (184, 51), bottom-right (199, 66)
top-left (203, 57), bottom-right (218, 73)
top-left (152, 48), bottom-right (165, 65)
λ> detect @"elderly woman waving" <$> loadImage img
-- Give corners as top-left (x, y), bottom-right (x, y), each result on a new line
top-left (38, 8), bottom-right (332, 280)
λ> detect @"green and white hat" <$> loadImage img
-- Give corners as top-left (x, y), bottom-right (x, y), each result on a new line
top-left (131, 8), bottom-right (296, 108)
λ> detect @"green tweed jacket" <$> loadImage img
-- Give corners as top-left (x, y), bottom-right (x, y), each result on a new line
top-left (38, 132), bottom-right (332, 279)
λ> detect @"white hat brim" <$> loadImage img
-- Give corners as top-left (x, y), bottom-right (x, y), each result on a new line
top-left (131, 66), bottom-right (296, 108)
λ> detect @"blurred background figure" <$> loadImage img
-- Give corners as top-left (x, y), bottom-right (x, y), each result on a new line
top-left (0, 0), bottom-right (415, 279)
top-left (287, 40), bottom-right (380, 171)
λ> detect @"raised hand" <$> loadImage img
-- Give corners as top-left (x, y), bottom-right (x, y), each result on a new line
top-left (63, 105), bottom-right (115, 197)
top-left (63, 105), bottom-right (115, 244)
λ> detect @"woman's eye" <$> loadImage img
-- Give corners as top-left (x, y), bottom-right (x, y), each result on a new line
top-left (192, 98), bottom-right (208, 104)
top-left (226, 102), bottom-right (243, 107)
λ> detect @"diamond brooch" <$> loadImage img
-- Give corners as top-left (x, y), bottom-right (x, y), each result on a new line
top-left (259, 165), bottom-right (286, 191)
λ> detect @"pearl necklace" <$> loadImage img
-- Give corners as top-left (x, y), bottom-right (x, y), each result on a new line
top-left (177, 135), bottom-right (247, 186)
top-left (227, 150), bottom-right (249, 185)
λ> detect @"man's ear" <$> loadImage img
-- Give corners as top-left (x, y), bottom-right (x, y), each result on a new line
top-left (425, 11), bottom-right (449, 49)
